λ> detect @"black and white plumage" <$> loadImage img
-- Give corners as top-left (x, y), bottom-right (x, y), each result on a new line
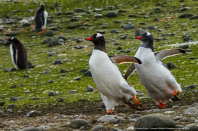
top-left (86, 33), bottom-right (142, 114)
top-left (125, 30), bottom-right (185, 108)
top-left (6, 37), bottom-right (34, 70)
top-left (34, 3), bottom-right (48, 32)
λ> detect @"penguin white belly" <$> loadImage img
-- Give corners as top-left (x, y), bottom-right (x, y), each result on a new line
top-left (135, 47), bottom-right (181, 104)
top-left (89, 50), bottom-right (134, 103)
top-left (42, 11), bottom-right (48, 29)
top-left (10, 44), bottom-right (18, 69)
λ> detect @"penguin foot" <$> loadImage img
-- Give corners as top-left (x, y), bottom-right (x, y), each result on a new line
top-left (159, 103), bottom-right (165, 108)
top-left (107, 109), bottom-right (113, 115)
top-left (36, 29), bottom-right (46, 34)
top-left (173, 90), bottom-right (179, 96)
top-left (132, 95), bottom-right (141, 106)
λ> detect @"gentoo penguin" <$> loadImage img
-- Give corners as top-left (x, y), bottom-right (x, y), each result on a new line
top-left (6, 37), bottom-right (34, 70)
top-left (34, 3), bottom-right (48, 32)
top-left (85, 33), bottom-right (142, 114)
top-left (125, 30), bottom-right (185, 108)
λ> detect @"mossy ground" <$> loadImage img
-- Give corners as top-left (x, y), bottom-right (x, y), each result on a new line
top-left (0, 0), bottom-right (198, 114)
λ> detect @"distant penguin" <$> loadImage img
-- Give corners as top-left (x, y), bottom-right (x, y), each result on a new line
top-left (6, 37), bottom-right (34, 70)
top-left (86, 33), bottom-right (142, 114)
top-left (125, 30), bottom-right (185, 108)
top-left (34, 3), bottom-right (48, 32)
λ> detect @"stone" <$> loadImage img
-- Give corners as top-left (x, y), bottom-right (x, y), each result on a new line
top-left (10, 96), bottom-right (17, 102)
top-left (153, 17), bottom-right (159, 21)
top-left (105, 11), bottom-right (117, 17)
top-left (179, 45), bottom-right (189, 49)
top-left (19, 126), bottom-right (42, 131)
top-left (123, 23), bottom-right (135, 29)
top-left (0, 102), bottom-right (5, 106)
top-left (184, 107), bottom-right (198, 115)
top-left (110, 29), bottom-right (119, 33)
top-left (165, 63), bottom-right (178, 69)
top-left (64, 11), bottom-right (74, 15)
top-left (86, 85), bottom-right (96, 92)
top-left (97, 115), bottom-right (123, 123)
top-left (56, 11), bottom-right (62, 15)
top-left (46, 30), bottom-right (55, 36)
top-left (53, 60), bottom-right (63, 64)
top-left (134, 114), bottom-right (176, 131)
top-left (48, 91), bottom-right (55, 96)
top-left (56, 98), bottom-right (64, 102)
top-left (84, 70), bottom-right (92, 77)
top-left (31, 97), bottom-right (40, 100)
top-left (96, 102), bottom-right (105, 108)
top-left (191, 102), bottom-right (198, 108)
top-left (178, 13), bottom-right (193, 18)
top-left (68, 90), bottom-right (78, 94)
top-left (190, 15), bottom-right (198, 20)
top-left (91, 125), bottom-right (108, 131)
top-left (183, 84), bottom-right (196, 90)
top-left (26, 110), bottom-right (42, 117)
top-left (109, 117), bottom-right (125, 124)
top-left (189, 124), bottom-right (198, 131)
top-left (74, 8), bottom-right (85, 12)
top-left (49, 51), bottom-right (56, 56)
top-left (57, 35), bottom-right (67, 40)
top-left (69, 119), bottom-right (91, 129)
top-left (60, 69), bottom-right (67, 73)
top-left (43, 71), bottom-right (49, 74)
top-left (10, 85), bottom-right (17, 88)
top-left (79, 69), bottom-right (89, 73)
top-left (94, 14), bottom-right (103, 18)
top-left (5, 31), bottom-right (19, 36)
top-left (0, 110), bottom-right (6, 117)
top-left (7, 104), bottom-right (16, 108)
top-left (73, 77), bottom-right (81, 80)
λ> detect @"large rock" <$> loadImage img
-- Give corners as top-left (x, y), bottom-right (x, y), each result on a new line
top-left (134, 114), bottom-right (176, 131)
top-left (184, 107), bottom-right (198, 115)
top-left (69, 119), bottom-right (91, 129)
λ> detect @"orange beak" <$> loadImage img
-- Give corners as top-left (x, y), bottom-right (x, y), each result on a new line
top-left (136, 36), bottom-right (143, 39)
top-left (85, 38), bottom-right (93, 41)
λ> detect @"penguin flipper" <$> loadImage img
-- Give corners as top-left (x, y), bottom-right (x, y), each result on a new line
top-left (155, 49), bottom-right (185, 60)
top-left (124, 63), bottom-right (135, 80)
top-left (110, 55), bottom-right (142, 64)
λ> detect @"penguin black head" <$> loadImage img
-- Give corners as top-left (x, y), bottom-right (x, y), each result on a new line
top-left (39, 3), bottom-right (45, 11)
top-left (135, 30), bottom-right (154, 51)
top-left (6, 37), bottom-right (18, 43)
top-left (85, 33), bottom-right (106, 52)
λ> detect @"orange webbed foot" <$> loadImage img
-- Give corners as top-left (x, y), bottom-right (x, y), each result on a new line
top-left (173, 90), bottom-right (179, 96)
top-left (107, 109), bottom-right (113, 115)
top-left (132, 95), bottom-right (141, 106)
top-left (159, 103), bottom-right (165, 108)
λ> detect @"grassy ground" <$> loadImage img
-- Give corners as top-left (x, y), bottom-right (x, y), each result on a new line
top-left (0, 0), bottom-right (197, 111)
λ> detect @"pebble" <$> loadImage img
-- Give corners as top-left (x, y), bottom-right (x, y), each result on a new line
top-left (91, 125), bottom-right (108, 131)
top-left (26, 110), bottom-right (42, 117)
top-left (69, 119), bottom-right (91, 129)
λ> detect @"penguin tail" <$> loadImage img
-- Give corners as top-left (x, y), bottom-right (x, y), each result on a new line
top-left (27, 60), bottom-right (35, 68)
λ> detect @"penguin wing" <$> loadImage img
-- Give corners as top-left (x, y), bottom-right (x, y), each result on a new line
top-left (109, 55), bottom-right (142, 64)
top-left (124, 63), bottom-right (136, 80)
top-left (40, 13), bottom-right (44, 26)
top-left (155, 49), bottom-right (185, 60)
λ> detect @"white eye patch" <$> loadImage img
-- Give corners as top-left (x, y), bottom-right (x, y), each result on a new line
top-left (147, 32), bottom-right (151, 36)
top-left (96, 33), bottom-right (102, 38)
top-left (11, 37), bottom-right (14, 40)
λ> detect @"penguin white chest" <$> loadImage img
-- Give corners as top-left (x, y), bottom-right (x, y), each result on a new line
top-left (89, 50), bottom-right (124, 96)
top-left (10, 44), bottom-right (18, 69)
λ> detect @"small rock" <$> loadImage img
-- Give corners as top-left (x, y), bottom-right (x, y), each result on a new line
top-left (31, 97), bottom-right (40, 100)
top-left (43, 71), bottom-right (49, 74)
top-left (96, 102), bottom-right (105, 108)
top-left (56, 98), bottom-right (64, 102)
top-left (109, 117), bottom-right (125, 124)
top-left (64, 11), bottom-right (74, 15)
top-left (60, 69), bottom-right (67, 73)
top-left (94, 14), bottom-right (103, 18)
top-left (10, 96), bottom-right (17, 102)
top-left (0, 102), bottom-right (5, 106)
top-left (19, 126), bottom-right (42, 131)
top-left (97, 115), bottom-right (121, 123)
top-left (91, 125), bottom-right (108, 131)
top-left (49, 51), bottom-right (56, 56)
top-left (26, 110), bottom-right (42, 117)
top-left (110, 29), bottom-right (119, 33)
top-left (69, 119), bottom-right (91, 129)
top-left (10, 85), bottom-right (17, 88)
top-left (79, 69), bottom-right (89, 73)
top-left (68, 90), bottom-right (78, 94)
top-left (0, 110), bottom-right (6, 117)
top-left (190, 15), bottom-right (198, 20)
top-left (179, 45), bottom-right (189, 49)
top-left (178, 13), bottom-right (193, 18)
top-left (86, 85), bottom-right (96, 92)
top-left (48, 91), bottom-right (55, 96)
top-left (165, 63), bottom-right (178, 69)
top-left (46, 30), bottom-right (55, 36)
top-left (74, 8), bottom-right (85, 12)
top-left (53, 60), bottom-right (63, 64)
top-left (105, 11), bottom-right (117, 17)
top-left (84, 70), bottom-right (92, 77)
top-left (183, 84), bottom-right (196, 90)
top-left (5, 31), bottom-right (19, 36)
top-left (7, 104), bottom-right (16, 108)
top-left (73, 77), bottom-right (81, 80)
top-left (123, 23), bottom-right (135, 29)
top-left (184, 107), bottom-right (198, 115)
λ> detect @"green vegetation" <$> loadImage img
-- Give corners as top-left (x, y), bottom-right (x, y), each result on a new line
top-left (0, 0), bottom-right (197, 110)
